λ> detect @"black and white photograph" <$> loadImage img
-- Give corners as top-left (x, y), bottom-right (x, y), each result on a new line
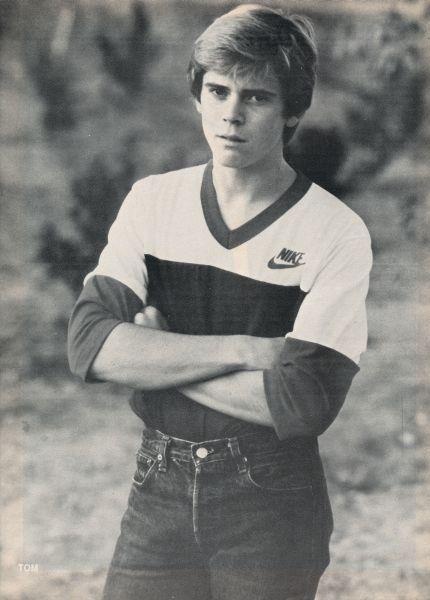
top-left (1, 1), bottom-right (428, 598)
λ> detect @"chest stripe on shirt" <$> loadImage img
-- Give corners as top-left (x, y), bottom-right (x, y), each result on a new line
top-left (145, 254), bottom-right (306, 337)
top-left (201, 161), bottom-right (312, 250)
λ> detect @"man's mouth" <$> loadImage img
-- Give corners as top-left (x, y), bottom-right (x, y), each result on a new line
top-left (217, 134), bottom-right (246, 143)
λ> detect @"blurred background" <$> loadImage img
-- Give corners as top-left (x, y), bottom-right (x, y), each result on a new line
top-left (0, 0), bottom-right (429, 598)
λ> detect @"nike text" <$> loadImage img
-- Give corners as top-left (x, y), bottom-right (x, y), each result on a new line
top-left (268, 248), bottom-right (306, 269)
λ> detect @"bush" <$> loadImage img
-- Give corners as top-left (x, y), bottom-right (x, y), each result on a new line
top-left (317, 10), bottom-right (425, 187)
top-left (96, 1), bottom-right (152, 96)
top-left (287, 125), bottom-right (347, 196)
top-left (0, 0), bottom-right (15, 39)
top-left (29, 45), bottom-right (76, 131)
top-left (39, 152), bottom-right (136, 292)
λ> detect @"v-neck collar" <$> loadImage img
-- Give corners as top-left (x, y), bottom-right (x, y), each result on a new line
top-left (200, 160), bottom-right (312, 250)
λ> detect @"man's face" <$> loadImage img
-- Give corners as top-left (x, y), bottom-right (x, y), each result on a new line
top-left (196, 69), bottom-right (289, 170)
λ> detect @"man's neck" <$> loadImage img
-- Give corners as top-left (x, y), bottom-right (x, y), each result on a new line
top-left (211, 157), bottom-right (297, 230)
top-left (212, 157), bottom-right (296, 207)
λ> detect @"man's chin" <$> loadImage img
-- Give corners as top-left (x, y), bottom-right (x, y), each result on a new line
top-left (211, 152), bottom-right (252, 169)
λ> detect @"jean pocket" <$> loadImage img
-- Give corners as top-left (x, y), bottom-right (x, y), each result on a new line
top-left (132, 450), bottom-right (157, 488)
top-left (245, 453), bottom-right (313, 492)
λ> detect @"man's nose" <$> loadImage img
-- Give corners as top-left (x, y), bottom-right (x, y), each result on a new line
top-left (223, 96), bottom-right (244, 125)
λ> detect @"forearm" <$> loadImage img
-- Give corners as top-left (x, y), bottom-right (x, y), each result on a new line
top-left (179, 337), bottom-right (359, 439)
top-left (90, 322), bottom-right (273, 390)
top-left (179, 370), bottom-right (273, 427)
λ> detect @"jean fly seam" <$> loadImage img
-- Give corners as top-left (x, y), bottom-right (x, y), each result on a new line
top-left (192, 465), bottom-right (202, 547)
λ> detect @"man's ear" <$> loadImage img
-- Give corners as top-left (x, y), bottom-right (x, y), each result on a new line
top-left (194, 98), bottom-right (202, 114)
top-left (284, 111), bottom-right (305, 128)
top-left (285, 115), bottom-right (300, 127)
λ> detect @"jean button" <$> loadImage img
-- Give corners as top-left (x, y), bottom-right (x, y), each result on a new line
top-left (196, 447), bottom-right (208, 459)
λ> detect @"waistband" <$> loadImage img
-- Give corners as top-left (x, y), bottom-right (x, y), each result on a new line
top-left (138, 427), bottom-right (318, 472)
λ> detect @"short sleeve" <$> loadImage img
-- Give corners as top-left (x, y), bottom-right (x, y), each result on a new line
top-left (68, 177), bottom-right (152, 382)
top-left (264, 228), bottom-right (373, 440)
top-left (83, 178), bottom-right (151, 303)
top-left (288, 232), bottom-right (372, 363)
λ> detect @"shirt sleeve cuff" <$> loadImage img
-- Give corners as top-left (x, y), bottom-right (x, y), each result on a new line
top-left (263, 337), bottom-right (359, 440)
top-left (67, 275), bottom-right (143, 382)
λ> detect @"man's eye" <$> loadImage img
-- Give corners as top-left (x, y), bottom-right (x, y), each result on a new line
top-left (209, 87), bottom-right (227, 98)
top-left (247, 94), bottom-right (269, 104)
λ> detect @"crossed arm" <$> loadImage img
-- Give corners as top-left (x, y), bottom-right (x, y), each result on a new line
top-left (90, 305), bottom-right (279, 426)
top-left (136, 307), bottom-right (274, 426)
top-left (68, 176), bottom-right (371, 439)
top-left (69, 223), bottom-right (371, 440)
top-left (69, 271), bottom-right (365, 440)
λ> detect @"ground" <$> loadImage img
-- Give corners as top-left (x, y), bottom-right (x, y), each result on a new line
top-left (1, 242), bottom-right (429, 599)
top-left (0, 2), bottom-right (429, 597)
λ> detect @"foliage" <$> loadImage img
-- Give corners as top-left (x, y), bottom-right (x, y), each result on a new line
top-left (39, 152), bottom-right (136, 292)
top-left (317, 10), bottom-right (425, 186)
top-left (96, 0), bottom-right (152, 95)
top-left (399, 193), bottom-right (429, 243)
top-left (0, 0), bottom-right (14, 39)
top-left (29, 45), bottom-right (77, 131)
top-left (33, 3), bottom-right (155, 291)
top-left (287, 126), bottom-right (347, 196)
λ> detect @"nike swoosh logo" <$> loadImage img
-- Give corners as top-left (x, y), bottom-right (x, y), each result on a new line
top-left (267, 258), bottom-right (305, 269)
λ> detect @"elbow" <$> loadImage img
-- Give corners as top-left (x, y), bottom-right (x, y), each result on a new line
top-left (267, 388), bottom-right (342, 440)
top-left (66, 324), bottom-right (94, 382)
top-left (67, 315), bottom-right (121, 383)
top-left (263, 340), bottom-right (359, 440)
top-left (66, 275), bottom-right (143, 383)
top-left (288, 381), bottom-right (336, 437)
top-left (266, 369), bottom-right (353, 440)
top-left (264, 364), bottom-right (333, 439)
top-left (292, 408), bottom-right (332, 438)
top-left (67, 324), bottom-right (82, 379)
top-left (278, 386), bottom-right (334, 439)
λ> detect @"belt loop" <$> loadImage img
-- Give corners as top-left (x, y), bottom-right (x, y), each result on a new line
top-left (156, 437), bottom-right (170, 472)
top-left (228, 437), bottom-right (248, 474)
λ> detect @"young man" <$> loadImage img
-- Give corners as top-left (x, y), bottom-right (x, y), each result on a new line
top-left (68, 5), bottom-right (372, 599)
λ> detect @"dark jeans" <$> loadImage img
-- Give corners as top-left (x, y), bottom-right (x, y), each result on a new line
top-left (102, 428), bottom-right (333, 600)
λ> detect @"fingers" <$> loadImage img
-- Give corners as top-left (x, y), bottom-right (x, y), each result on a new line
top-left (145, 306), bottom-right (162, 321)
top-left (151, 308), bottom-right (170, 331)
top-left (134, 312), bottom-right (145, 325)
top-left (134, 306), bottom-right (169, 331)
top-left (134, 309), bottom-right (157, 328)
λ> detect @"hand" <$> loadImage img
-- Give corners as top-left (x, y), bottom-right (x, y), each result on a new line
top-left (134, 306), bottom-right (170, 331)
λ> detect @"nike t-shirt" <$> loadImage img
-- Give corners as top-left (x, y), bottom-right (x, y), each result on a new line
top-left (68, 161), bottom-right (372, 441)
